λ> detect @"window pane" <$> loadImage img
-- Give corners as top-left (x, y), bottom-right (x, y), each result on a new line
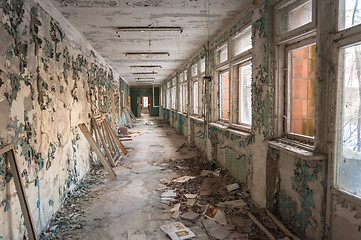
top-left (184, 83), bottom-right (188, 112)
top-left (200, 58), bottom-right (206, 73)
top-left (180, 72), bottom-right (184, 83)
top-left (239, 63), bottom-right (252, 125)
top-left (171, 87), bottom-right (176, 109)
top-left (193, 81), bottom-right (199, 114)
top-left (278, 0), bottom-right (312, 34)
top-left (167, 89), bottom-right (171, 108)
top-left (192, 64), bottom-right (198, 76)
top-left (337, 42), bottom-right (361, 197)
top-left (233, 26), bottom-right (252, 56)
top-left (216, 44), bottom-right (228, 65)
top-left (184, 70), bottom-right (188, 81)
top-left (220, 71), bottom-right (230, 120)
top-left (289, 44), bottom-right (316, 137)
top-left (179, 84), bottom-right (183, 111)
top-left (339, 0), bottom-right (361, 30)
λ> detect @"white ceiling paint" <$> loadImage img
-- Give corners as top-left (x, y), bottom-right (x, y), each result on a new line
top-left (49, 0), bottom-right (253, 86)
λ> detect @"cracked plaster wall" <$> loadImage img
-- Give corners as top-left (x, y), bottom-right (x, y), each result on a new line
top-left (0, 0), bottom-right (128, 239)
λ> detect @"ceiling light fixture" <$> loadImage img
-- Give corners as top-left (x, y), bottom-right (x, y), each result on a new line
top-left (130, 65), bottom-right (162, 69)
top-left (133, 71), bottom-right (158, 75)
top-left (125, 52), bottom-right (169, 56)
top-left (116, 26), bottom-right (183, 33)
top-left (135, 77), bottom-right (156, 80)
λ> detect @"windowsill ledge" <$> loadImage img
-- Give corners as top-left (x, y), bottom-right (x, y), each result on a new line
top-left (331, 188), bottom-right (361, 206)
top-left (268, 140), bottom-right (326, 161)
top-left (189, 115), bottom-right (205, 123)
top-left (209, 123), bottom-right (252, 138)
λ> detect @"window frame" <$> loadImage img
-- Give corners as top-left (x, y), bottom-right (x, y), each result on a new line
top-left (215, 43), bottom-right (229, 66)
top-left (231, 25), bottom-right (252, 60)
top-left (274, 0), bottom-right (317, 43)
top-left (333, 6), bottom-right (361, 199)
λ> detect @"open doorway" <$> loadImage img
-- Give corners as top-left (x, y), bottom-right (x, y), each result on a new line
top-left (137, 96), bottom-right (150, 117)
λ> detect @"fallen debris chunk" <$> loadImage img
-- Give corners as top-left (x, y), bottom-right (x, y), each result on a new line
top-left (170, 203), bottom-right (181, 212)
top-left (208, 224), bottom-right (231, 240)
top-left (200, 178), bottom-right (226, 196)
top-left (184, 194), bottom-right (197, 199)
top-left (226, 183), bottom-right (240, 192)
top-left (162, 190), bottom-right (177, 198)
top-left (172, 210), bottom-right (181, 219)
top-left (200, 169), bottom-right (221, 177)
top-left (186, 198), bottom-right (196, 206)
top-left (172, 176), bottom-right (196, 183)
top-left (218, 199), bottom-right (247, 209)
top-left (160, 222), bottom-right (195, 240)
top-left (203, 205), bottom-right (227, 225)
top-left (181, 211), bottom-right (199, 220)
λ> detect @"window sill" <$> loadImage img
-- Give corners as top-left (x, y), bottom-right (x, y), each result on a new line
top-left (209, 123), bottom-right (252, 138)
top-left (189, 115), bottom-right (205, 123)
top-left (177, 112), bottom-right (187, 117)
top-left (331, 188), bottom-right (361, 207)
top-left (268, 139), bottom-right (326, 161)
top-left (230, 123), bottom-right (251, 134)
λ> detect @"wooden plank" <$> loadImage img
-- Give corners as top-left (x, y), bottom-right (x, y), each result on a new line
top-left (102, 121), bottom-right (119, 156)
top-left (92, 120), bottom-right (115, 167)
top-left (1, 145), bottom-right (38, 240)
top-left (104, 116), bottom-right (128, 155)
top-left (266, 210), bottom-right (300, 240)
top-left (248, 212), bottom-right (275, 240)
top-left (119, 139), bottom-right (132, 141)
top-left (78, 124), bottom-right (116, 180)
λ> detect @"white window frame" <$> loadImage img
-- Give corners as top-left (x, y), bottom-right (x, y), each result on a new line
top-left (219, 69), bottom-right (230, 122)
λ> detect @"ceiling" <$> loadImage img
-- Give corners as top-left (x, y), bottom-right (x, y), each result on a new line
top-left (49, 0), bottom-right (253, 86)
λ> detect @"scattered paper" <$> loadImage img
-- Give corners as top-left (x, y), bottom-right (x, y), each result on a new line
top-left (160, 222), bottom-right (195, 240)
top-left (172, 176), bottom-right (196, 183)
top-left (203, 204), bottom-right (227, 225)
top-left (226, 183), bottom-right (240, 192)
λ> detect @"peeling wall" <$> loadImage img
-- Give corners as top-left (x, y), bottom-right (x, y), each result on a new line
top-left (0, 0), bottom-right (128, 239)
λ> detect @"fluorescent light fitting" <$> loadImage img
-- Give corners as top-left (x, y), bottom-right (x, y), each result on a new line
top-left (116, 26), bottom-right (183, 33)
top-left (133, 71), bottom-right (158, 75)
top-left (138, 80), bottom-right (155, 82)
top-left (130, 65), bottom-right (162, 69)
top-left (135, 77), bottom-right (155, 80)
top-left (125, 52), bottom-right (169, 56)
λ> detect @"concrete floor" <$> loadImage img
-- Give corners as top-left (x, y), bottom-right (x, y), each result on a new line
top-left (67, 115), bottom-right (207, 239)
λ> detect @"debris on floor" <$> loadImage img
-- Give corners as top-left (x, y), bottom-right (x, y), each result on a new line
top-left (160, 222), bottom-right (195, 240)
top-left (172, 176), bottom-right (196, 183)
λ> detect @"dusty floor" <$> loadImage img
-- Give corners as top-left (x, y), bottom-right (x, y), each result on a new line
top-left (40, 115), bottom-right (291, 240)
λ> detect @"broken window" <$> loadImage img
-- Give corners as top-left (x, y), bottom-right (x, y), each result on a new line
top-left (336, 42), bottom-right (361, 197)
top-left (238, 62), bottom-right (252, 125)
top-left (339, 0), bottom-right (361, 30)
top-left (215, 43), bottom-right (228, 65)
top-left (232, 26), bottom-right (252, 57)
top-left (277, 0), bottom-right (313, 34)
top-left (287, 43), bottom-right (316, 137)
top-left (220, 70), bottom-right (230, 120)
top-left (193, 79), bottom-right (199, 115)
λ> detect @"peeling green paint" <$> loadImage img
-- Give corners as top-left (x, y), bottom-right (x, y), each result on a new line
top-left (43, 38), bottom-right (54, 58)
top-left (225, 147), bottom-right (246, 183)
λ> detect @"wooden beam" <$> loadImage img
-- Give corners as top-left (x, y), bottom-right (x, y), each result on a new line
top-left (78, 124), bottom-right (116, 180)
top-left (92, 119), bottom-right (115, 167)
top-left (119, 139), bottom-right (132, 141)
top-left (104, 116), bottom-right (128, 155)
top-left (266, 209), bottom-right (300, 240)
top-left (248, 212), bottom-right (275, 240)
top-left (1, 145), bottom-right (38, 240)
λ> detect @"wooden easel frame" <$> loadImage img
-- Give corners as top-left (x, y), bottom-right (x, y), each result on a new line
top-left (0, 144), bottom-right (38, 240)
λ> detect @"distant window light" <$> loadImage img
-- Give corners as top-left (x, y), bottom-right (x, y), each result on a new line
top-left (336, 41), bottom-right (361, 198)
top-left (172, 77), bottom-right (176, 86)
top-left (216, 43), bottom-right (228, 65)
top-left (200, 58), bottom-right (206, 73)
top-left (184, 70), bottom-right (188, 81)
top-left (220, 70), bottom-right (230, 120)
top-left (339, 0), bottom-right (361, 30)
top-left (239, 62), bottom-right (252, 125)
top-left (278, 0), bottom-right (312, 34)
top-left (180, 72), bottom-right (184, 82)
top-left (233, 26), bottom-right (252, 56)
top-left (193, 80), bottom-right (199, 114)
top-left (167, 81), bottom-right (171, 88)
top-left (192, 63), bottom-right (198, 76)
